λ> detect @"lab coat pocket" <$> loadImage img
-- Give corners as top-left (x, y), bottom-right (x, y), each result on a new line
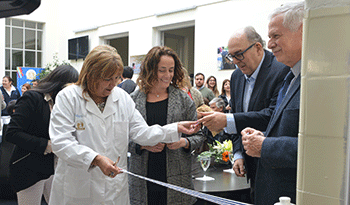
top-left (64, 166), bottom-right (91, 198)
top-left (113, 121), bottom-right (129, 153)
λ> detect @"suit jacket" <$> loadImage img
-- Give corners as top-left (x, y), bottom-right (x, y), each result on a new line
top-left (254, 74), bottom-right (300, 205)
top-left (118, 79), bottom-right (137, 94)
top-left (0, 86), bottom-right (21, 116)
top-left (6, 90), bottom-right (54, 192)
top-left (128, 85), bottom-right (204, 205)
top-left (231, 50), bottom-right (290, 182)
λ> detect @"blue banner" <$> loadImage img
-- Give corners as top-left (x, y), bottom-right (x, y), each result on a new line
top-left (17, 67), bottom-right (43, 95)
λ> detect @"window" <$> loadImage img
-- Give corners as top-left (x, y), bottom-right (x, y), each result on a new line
top-left (5, 18), bottom-right (43, 86)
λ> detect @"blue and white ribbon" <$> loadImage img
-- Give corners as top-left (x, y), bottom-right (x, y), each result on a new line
top-left (121, 169), bottom-right (251, 205)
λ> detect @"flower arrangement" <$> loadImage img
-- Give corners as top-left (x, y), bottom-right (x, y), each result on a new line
top-left (198, 140), bottom-right (233, 163)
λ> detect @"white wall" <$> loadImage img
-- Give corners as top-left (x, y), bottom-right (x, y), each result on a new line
top-left (64, 0), bottom-right (296, 87)
top-left (0, 0), bottom-right (296, 83)
top-left (298, 1), bottom-right (350, 204)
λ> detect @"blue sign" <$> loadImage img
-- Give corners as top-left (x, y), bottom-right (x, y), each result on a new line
top-left (17, 67), bottom-right (44, 95)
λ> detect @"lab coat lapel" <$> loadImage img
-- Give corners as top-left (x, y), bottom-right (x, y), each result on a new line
top-left (86, 97), bottom-right (103, 119)
top-left (102, 90), bottom-right (118, 118)
top-left (85, 89), bottom-right (118, 119)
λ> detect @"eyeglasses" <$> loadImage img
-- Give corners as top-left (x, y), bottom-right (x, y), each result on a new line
top-left (225, 43), bottom-right (256, 62)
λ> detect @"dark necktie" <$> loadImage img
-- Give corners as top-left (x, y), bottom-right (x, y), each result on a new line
top-left (275, 71), bottom-right (294, 110)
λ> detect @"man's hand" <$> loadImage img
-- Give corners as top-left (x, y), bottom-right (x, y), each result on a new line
top-left (177, 121), bottom-right (200, 135)
top-left (241, 127), bottom-right (266, 158)
top-left (233, 158), bottom-right (246, 177)
top-left (197, 112), bottom-right (227, 132)
top-left (141, 143), bottom-right (165, 153)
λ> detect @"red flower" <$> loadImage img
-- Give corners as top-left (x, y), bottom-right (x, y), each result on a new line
top-left (222, 151), bottom-right (229, 162)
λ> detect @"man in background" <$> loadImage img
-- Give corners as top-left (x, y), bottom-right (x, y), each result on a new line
top-left (118, 66), bottom-right (137, 94)
top-left (194, 73), bottom-right (215, 104)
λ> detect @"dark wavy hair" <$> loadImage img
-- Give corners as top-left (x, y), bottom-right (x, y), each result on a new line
top-left (32, 64), bottom-right (79, 103)
top-left (137, 46), bottom-right (184, 94)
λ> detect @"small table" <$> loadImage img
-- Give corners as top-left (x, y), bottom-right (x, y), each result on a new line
top-left (193, 165), bottom-right (251, 205)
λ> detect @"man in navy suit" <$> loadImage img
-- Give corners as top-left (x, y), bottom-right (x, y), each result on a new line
top-left (241, 2), bottom-right (304, 204)
top-left (199, 26), bottom-right (289, 203)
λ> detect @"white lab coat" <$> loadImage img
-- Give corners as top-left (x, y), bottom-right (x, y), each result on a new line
top-left (49, 85), bottom-right (180, 205)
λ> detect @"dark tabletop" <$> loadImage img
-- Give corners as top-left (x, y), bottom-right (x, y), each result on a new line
top-left (193, 166), bottom-right (250, 192)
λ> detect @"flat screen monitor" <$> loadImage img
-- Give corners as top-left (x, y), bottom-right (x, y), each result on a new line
top-left (68, 35), bottom-right (89, 60)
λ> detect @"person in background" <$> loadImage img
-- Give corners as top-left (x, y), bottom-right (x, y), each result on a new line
top-left (203, 98), bottom-right (232, 145)
top-left (6, 100), bottom-right (16, 116)
top-left (1, 76), bottom-right (21, 116)
top-left (129, 46), bottom-right (204, 205)
top-left (206, 75), bottom-right (219, 97)
top-left (218, 79), bottom-right (232, 113)
top-left (21, 83), bottom-right (31, 94)
top-left (6, 65), bottom-right (79, 205)
top-left (48, 45), bottom-right (199, 205)
top-left (194, 73), bottom-right (215, 104)
top-left (0, 94), bottom-right (6, 139)
top-left (31, 79), bottom-right (39, 88)
top-left (209, 97), bottom-right (225, 113)
top-left (179, 68), bottom-right (204, 109)
top-left (117, 66), bottom-right (137, 94)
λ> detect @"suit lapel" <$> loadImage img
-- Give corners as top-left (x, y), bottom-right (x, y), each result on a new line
top-left (236, 73), bottom-right (246, 112)
top-left (266, 74), bottom-right (300, 136)
top-left (248, 51), bottom-right (271, 111)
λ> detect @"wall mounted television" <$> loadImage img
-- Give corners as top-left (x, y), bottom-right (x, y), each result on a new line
top-left (68, 35), bottom-right (89, 60)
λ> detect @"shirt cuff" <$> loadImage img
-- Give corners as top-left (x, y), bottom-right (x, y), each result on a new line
top-left (224, 114), bottom-right (238, 134)
top-left (234, 151), bottom-right (243, 161)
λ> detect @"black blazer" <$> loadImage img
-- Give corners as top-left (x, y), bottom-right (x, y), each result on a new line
top-left (6, 90), bottom-right (54, 192)
top-left (231, 50), bottom-right (290, 181)
top-left (254, 74), bottom-right (300, 205)
top-left (0, 86), bottom-right (21, 116)
top-left (118, 79), bottom-right (137, 94)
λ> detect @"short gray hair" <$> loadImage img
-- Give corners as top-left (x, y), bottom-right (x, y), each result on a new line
top-left (209, 97), bottom-right (225, 112)
top-left (244, 26), bottom-right (266, 48)
top-left (270, 1), bottom-right (305, 32)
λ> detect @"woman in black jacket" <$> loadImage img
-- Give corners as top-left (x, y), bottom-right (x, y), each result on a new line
top-left (6, 65), bottom-right (78, 205)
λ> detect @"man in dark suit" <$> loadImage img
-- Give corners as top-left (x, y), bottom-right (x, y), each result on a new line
top-left (241, 2), bottom-right (304, 205)
top-left (199, 26), bottom-right (289, 202)
top-left (118, 66), bottom-right (137, 94)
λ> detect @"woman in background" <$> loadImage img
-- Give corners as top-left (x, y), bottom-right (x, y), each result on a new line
top-left (6, 65), bottom-right (79, 205)
top-left (179, 68), bottom-right (204, 109)
top-left (206, 75), bottom-right (219, 97)
top-left (21, 83), bottom-right (31, 94)
top-left (218, 79), bottom-right (231, 113)
top-left (129, 46), bottom-right (204, 205)
top-left (0, 76), bottom-right (21, 116)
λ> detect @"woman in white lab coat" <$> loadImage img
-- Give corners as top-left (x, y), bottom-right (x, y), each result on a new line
top-left (48, 45), bottom-right (199, 205)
